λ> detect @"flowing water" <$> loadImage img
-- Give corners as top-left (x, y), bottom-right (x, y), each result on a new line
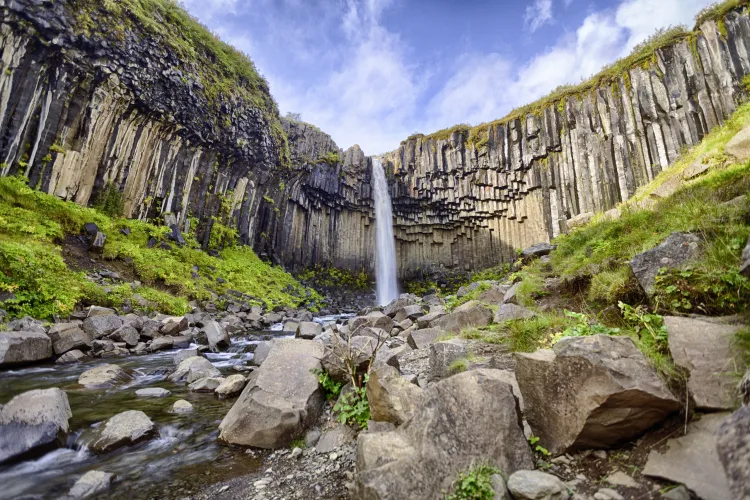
top-left (372, 158), bottom-right (399, 306)
top-left (0, 314), bottom-right (352, 499)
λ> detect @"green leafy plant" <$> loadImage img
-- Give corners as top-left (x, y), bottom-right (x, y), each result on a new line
top-left (313, 368), bottom-right (343, 401)
top-left (528, 435), bottom-right (551, 456)
top-left (92, 182), bottom-right (125, 218)
top-left (445, 465), bottom-right (500, 500)
top-left (560, 310), bottom-right (621, 338)
top-left (334, 378), bottom-right (370, 429)
top-left (290, 438), bottom-right (307, 450)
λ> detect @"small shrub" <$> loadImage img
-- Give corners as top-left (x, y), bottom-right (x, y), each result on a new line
top-left (290, 438), bottom-right (306, 449)
top-left (445, 465), bottom-right (499, 500)
top-left (449, 358), bottom-right (469, 374)
top-left (92, 182), bottom-right (125, 218)
top-left (334, 380), bottom-right (370, 430)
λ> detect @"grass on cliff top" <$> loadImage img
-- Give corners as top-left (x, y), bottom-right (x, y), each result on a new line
top-left (0, 176), bottom-right (319, 320)
top-left (69, 0), bottom-right (289, 165)
top-left (406, 0), bottom-right (749, 147)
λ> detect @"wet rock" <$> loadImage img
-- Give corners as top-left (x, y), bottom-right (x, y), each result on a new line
top-left (428, 339), bottom-right (468, 381)
top-left (149, 336), bottom-right (174, 352)
top-left (189, 377), bottom-right (225, 392)
top-left (283, 321), bottom-right (299, 334)
top-left (82, 315), bottom-right (123, 340)
top-left (173, 400), bottom-right (194, 413)
top-left (494, 303), bottom-right (536, 323)
top-left (316, 424), bottom-right (355, 453)
top-left (520, 242), bottom-right (555, 263)
top-left (515, 335), bottom-right (680, 455)
top-left (90, 410), bottom-right (158, 453)
top-left (56, 349), bottom-right (86, 364)
top-left (68, 470), bottom-right (115, 498)
top-left (367, 364), bottom-right (423, 425)
top-left (202, 321), bottom-right (230, 351)
top-left (406, 328), bottom-right (442, 350)
top-left (135, 388), bottom-right (171, 398)
top-left (644, 413), bottom-right (731, 500)
top-left (169, 356), bottom-right (221, 384)
top-left (665, 315), bottom-right (745, 410)
top-left (0, 331), bottom-right (53, 366)
top-left (0, 388), bottom-right (72, 464)
top-left (219, 339), bottom-right (325, 448)
top-left (354, 369), bottom-right (533, 499)
top-left (629, 233), bottom-right (702, 295)
top-left (507, 470), bottom-right (569, 500)
top-left (297, 321), bottom-right (322, 340)
top-left (108, 325), bottom-right (139, 347)
top-left (430, 304), bottom-right (492, 334)
top-left (78, 364), bottom-right (131, 388)
top-left (716, 405), bottom-right (750, 500)
top-left (215, 374), bottom-right (248, 398)
top-left (173, 348), bottom-right (201, 365)
top-left (48, 323), bottom-right (90, 355)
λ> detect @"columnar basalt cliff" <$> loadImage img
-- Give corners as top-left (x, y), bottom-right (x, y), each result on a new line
top-left (3, 1), bottom-right (750, 281)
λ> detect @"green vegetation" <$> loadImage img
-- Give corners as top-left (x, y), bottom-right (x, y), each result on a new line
top-left (298, 265), bottom-right (373, 291)
top-left (695, 1), bottom-right (750, 28)
top-left (314, 369), bottom-right (343, 401)
top-left (334, 380), bottom-right (370, 430)
top-left (529, 436), bottom-right (551, 457)
top-left (317, 151), bottom-right (341, 166)
top-left (445, 465), bottom-right (500, 500)
top-left (0, 176), bottom-right (319, 320)
top-left (70, 0), bottom-right (290, 166)
top-left (92, 182), bottom-right (125, 218)
top-left (460, 313), bottom-right (576, 352)
top-left (290, 438), bottom-right (307, 450)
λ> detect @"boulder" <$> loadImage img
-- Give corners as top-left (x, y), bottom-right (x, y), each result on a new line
top-left (406, 328), bottom-right (442, 350)
top-left (507, 470), bottom-right (569, 500)
top-left (716, 405), bottom-right (750, 500)
top-left (283, 321), bottom-right (299, 333)
top-left (494, 303), bottom-right (536, 323)
top-left (316, 424), bottom-right (355, 453)
top-left (173, 348), bottom-right (201, 365)
top-left (78, 364), bottom-right (131, 388)
top-left (160, 316), bottom-right (188, 336)
top-left (354, 369), bottom-right (533, 499)
top-left (520, 242), bottom-right (556, 263)
top-left (629, 232), bottom-right (701, 295)
top-left (566, 212), bottom-right (594, 229)
top-left (503, 282), bottom-right (522, 305)
top-left (643, 413), bottom-right (731, 500)
top-left (149, 336), bottom-right (174, 352)
top-left (416, 311), bottom-right (446, 328)
top-left (741, 234), bottom-right (750, 277)
top-left (0, 388), bottom-right (72, 464)
top-left (383, 296), bottom-right (417, 317)
top-left (168, 356), bottom-right (221, 384)
top-left (0, 331), bottom-right (53, 366)
top-left (108, 326), bottom-right (139, 347)
top-left (202, 321), bottom-right (230, 351)
top-left (367, 364), bottom-right (424, 425)
top-left (724, 124), bottom-right (750, 161)
top-left (88, 231), bottom-right (107, 253)
top-left (428, 339), bottom-right (468, 381)
top-left (90, 410), bottom-right (158, 453)
top-left (219, 339), bottom-right (325, 448)
top-left (296, 321), bottom-right (322, 340)
top-left (48, 323), bottom-right (90, 355)
top-left (515, 335), bottom-right (680, 455)
top-left (189, 377), bottom-right (225, 392)
top-left (665, 316), bottom-right (745, 410)
top-left (683, 155), bottom-right (711, 179)
top-left (82, 315), bottom-right (123, 340)
top-left (649, 176), bottom-right (683, 199)
top-left (477, 285), bottom-right (510, 304)
top-left (252, 341), bottom-right (273, 366)
top-left (172, 400), bottom-right (194, 413)
top-left (393, 305), bottom-right (424, 323)
top-left (56, 350), bottom-right (86, 364)
top-left (429, 304), bottom-right (492, 334)
top-left (68, 470), bottom-right (115, 498)
top-left (134, 388), bottom-right (171, 398)
top-left (215, 374), bottom-right (248, 398)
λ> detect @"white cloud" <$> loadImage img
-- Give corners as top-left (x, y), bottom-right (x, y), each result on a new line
top-left (525, 0), bottom-right (554, 33)
top-left (616, 0), bottom-right (714, 52)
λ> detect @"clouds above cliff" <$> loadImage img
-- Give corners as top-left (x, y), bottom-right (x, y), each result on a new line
top-left (182, 0), bottom-right (716, 155)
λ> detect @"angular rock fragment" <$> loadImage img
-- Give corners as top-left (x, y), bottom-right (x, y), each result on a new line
top-left (429, 304), bottom-right (492, 334)
top-left (0, 331), bottom-right (53, 366)
top-left (367, 364), bottom-right (423, 425)
top-left (168, 356), bottom-right (221, 384)
top-left (629, 232), bottom-right (701, 295)
top-left (716, 405), bottom-right (750, 500)
top-left (78, 364), bottom-right (131, 388)
top-left (90, 410), bottom-right (158, 453)
top-left (68, 470), bottom-right (115, 498)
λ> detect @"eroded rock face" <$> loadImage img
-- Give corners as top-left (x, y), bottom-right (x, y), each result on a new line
top-left (629, 233), bottom-right (701, 295)
top-left (219, 339), bottom-right (325, 448)
top-left (0, 388), bottom-right (72, 464)
top-left (90, 410), bottom-right (158, 453)
top-left (716, 405), bottom-right (750, 500)
top-left (366, 364), bottom-right (423, 425)
top-left (0, 331), bottom-right (53, 366)
top-left (515, 335), bottom-right (680, 455)
top-left (429, 304), bottom-right (492, 334)
top-left (355, 369), bottom-right (533, 499)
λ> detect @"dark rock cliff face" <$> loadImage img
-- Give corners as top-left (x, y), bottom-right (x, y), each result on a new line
top-left (3, 1), bottom-right (750, 281)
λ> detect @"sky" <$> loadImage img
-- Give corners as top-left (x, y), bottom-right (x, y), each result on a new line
top-left (181, 0), bottom-right (716, 155)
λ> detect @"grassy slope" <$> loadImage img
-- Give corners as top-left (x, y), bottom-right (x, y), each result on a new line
top-left (0, 177), bottom-right (320, 320)
top-left (444, 100), bottom-right (750, 379)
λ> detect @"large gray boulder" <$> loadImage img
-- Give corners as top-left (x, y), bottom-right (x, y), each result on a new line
top-left (168, 356), bottom-right (221, 383)
top-left (252, 341), bottom-right (273, 366)
top-left (48, 323), bottom-right (90, 355)
top-left (520, 242), bottom-right (555, 263)
top-left (494, 304), bottom-right (535, 323)
top-left (0, 331), bottom-right (52, 366)
top-left (366, 364), bottom-right (423, 425)
top-left (82, 315), bottom-right (123, 340)
top-left (406, 328), bottom-right (442, 350)
top-left (108, 326), bottom-right (139, 347)
top-left (202, 321), bottom-right (230, 351)
top-left (355, 369), bottom-right (533, 499)
top-left (296, 321), bottom-right (322, 340)
top-left (629, 232), bottom-right (701, 295)
top-left (0, 388), bottom-right (72, 464)
top-left (90, 410), bottom-right (158, 453)
top-left (350, 313), bottom-right (396, 335)
top-left (716, 405), bottom-right (750, 500)
top-left (68, 470), bottom-right (115, 498)
top-left (665, 316), bottom-right (745, 410)
top-left (219, 339), bottom-right (325, 448)
top-left (78, 364), bottom-right (131, 388)
top-left (507, 470), bottom-right (569, 500)
top-left (724, 124), bottom-right (750, 161)
top-left (215, 374), bottom-right (248, 399)
top-left (430, 304), bottom-right (492, 334)
top-left (644, 413), bottom-right (731, 500)
top-left (428, 339), bottom-right (468, 381)
top-left (515, 335), bottom-right (680, 455)
top-left (383, 296), bottom-right (417, 317)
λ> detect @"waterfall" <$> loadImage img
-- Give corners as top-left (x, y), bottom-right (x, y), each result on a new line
top-left (372, 158), bottom-right (399, 306)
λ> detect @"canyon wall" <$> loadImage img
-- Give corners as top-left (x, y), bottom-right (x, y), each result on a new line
top-left (3, 1), bottom-right (750, 281)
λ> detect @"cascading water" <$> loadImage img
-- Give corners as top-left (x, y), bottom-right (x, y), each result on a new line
top-left (372, 158), bottom-right (399, 306)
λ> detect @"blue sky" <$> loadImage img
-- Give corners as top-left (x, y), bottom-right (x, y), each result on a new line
top-left (182, 0), bottom-right (715, 155)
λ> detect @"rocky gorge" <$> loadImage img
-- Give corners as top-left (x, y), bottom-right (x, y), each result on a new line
top-left (1, 0), bottom-right (750, 499)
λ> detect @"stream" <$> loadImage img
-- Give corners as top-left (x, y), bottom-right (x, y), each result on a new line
top-left (0, 314), bottom-right (350, 499)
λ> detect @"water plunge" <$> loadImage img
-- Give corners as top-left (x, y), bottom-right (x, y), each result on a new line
top-left (372, 158), bottom-right (399, 306)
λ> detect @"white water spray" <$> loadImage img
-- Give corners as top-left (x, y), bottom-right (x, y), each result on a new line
top-left (372, 158), bottom-right (399, 306)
